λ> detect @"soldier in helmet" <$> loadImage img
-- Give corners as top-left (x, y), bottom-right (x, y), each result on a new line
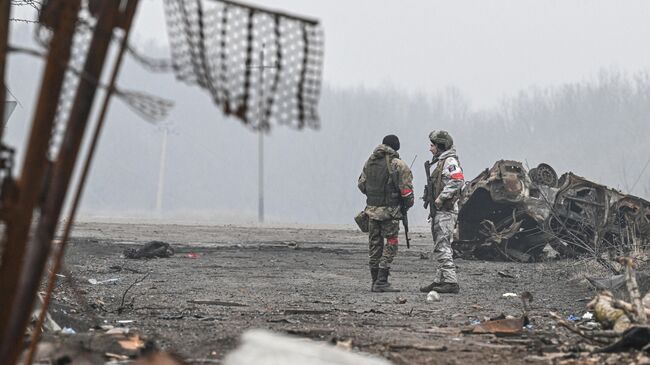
top-left (420, 130), bottom-right (464, 294)
top-left (358, 135), bottom-right (414, 292)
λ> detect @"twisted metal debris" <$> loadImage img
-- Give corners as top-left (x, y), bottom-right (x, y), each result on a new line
top-left (455, 160), bottom-right (650, 266)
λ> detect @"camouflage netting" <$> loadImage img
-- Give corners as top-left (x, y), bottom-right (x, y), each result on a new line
top-left (34, 1), bottom-right (173, 158)
top-left (163, 0), bottom-right (324, 130)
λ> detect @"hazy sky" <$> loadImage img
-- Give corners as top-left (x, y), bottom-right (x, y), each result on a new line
top-left (129, 0), bottom-right (650, 108)
top-left (7, 1), bottom-right (650, 225)
top-left (13, 0), bottom-right (650, 108)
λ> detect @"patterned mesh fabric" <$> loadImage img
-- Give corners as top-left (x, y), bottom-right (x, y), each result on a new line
top-left (164, 0), bottom-right (324, 130)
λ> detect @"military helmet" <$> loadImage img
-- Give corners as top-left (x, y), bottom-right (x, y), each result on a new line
top-left (429, 130), bottom-right (453, 150)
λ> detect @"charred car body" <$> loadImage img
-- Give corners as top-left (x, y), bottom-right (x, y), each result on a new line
top-left (454, 160), bottom-right (650, 262)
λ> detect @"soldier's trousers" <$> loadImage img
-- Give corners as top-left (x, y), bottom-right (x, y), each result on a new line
top-left (368, 218), bottom-right (400, 269)
top-left (431, 210), bottom-right (458, 284)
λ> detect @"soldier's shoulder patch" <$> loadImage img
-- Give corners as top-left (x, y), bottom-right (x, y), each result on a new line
top-left (447, 164), bottom-right (461, 174)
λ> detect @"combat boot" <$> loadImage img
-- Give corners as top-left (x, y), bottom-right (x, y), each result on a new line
top-left (420, 281), bottom-right (460, 294)
top-left (419, 281), bottom-right (439, 293)
top-left (433, 282), bottom-right (460, 294)
top-left (370, 268), bottom-right (379, 291)
top-left (372, 268), bottom-right (400, 292)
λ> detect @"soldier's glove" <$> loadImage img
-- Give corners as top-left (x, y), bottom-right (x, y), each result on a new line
top-left (405, 194), bottom-right (415, 209)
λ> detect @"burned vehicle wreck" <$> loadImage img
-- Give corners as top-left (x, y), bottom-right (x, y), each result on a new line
top-left (454, 160), bottom-right (650, 262)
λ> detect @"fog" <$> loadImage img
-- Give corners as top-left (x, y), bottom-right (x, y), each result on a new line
top-left (5, 1), bottom-right (650, 226)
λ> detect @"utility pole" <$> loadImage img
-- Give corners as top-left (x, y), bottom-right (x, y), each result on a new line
top-left (258, 121), bottom-right (264, 223)
top-left (258, 45), bottom-right (267, 224)
top-left (156, 127), bottom-right (168, 216)
top-left (249, 44), bottom-right (276, 224)
top-left (155, 121), bottom-right (177, 217)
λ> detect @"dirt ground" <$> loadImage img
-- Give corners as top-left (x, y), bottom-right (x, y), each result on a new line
top-left (41, 221), bottom-right (627, 364)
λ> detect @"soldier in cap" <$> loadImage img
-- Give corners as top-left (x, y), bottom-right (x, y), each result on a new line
top-left (358, 135), bottom-right (414, 292)
top-left (420, 130), bottom-right (464, 294)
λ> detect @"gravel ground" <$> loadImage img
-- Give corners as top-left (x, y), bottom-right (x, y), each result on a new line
top-left (40, 221), bottom-right (617, 364)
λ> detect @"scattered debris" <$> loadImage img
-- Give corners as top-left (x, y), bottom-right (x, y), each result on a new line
top-left (426, 291), bottom-right (440, 302)
top-left (467, 316), bottom-right (528, 336)
top-left (186, 253), bottom-right (201, 259)
top-left (388, 343), bottom-right (447, 352)
top-left (88, 278), bottom-right (119, 285)
top-left (580, 321), bottom-right (599, 330)
top-left (106, 327), bottom-right (130, 335)
top-left (619, 257), bottom-right (648, 324)
top-left (117, 273), bottom-right (151, 313)
top-left (502, 292), bottom-right (518, 298)
top-left (118, 334), bottom-right (145, 351)
top-left (285, 241), bottom-right (300, 249)
top-left (61, 327), bottom-right (76, 335)
top-left (520, 291), bottom-right (533, 314)
top-left (497, 271), bottom-right (516, 279)
top-left (106, 352), bottom-right (130, 361)
top-left (588, 272), bottom-right (650, 303)
top-left (598, 326), bottom-right (650, 353)
top-left (31, 294), bottom-right (61, 333)
top-left (394, 297), bottom-right (407, 304)
top-left (549, 311), bottom-right (619, 345)
top-left (334, 338), bottom-right (353, 351)
top-left (222, 329), bottom-right (391, 365)
top-left (124, 241), bottom-right (175, 259)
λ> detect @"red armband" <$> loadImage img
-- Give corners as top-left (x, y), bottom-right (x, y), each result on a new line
top-left (450, 172), bottom-right (464, 180)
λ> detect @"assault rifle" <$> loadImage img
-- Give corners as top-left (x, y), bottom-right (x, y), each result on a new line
top-left (422, 157), bottom-right (439, 220)
top-left (391, 170), bottom-right (411, 249)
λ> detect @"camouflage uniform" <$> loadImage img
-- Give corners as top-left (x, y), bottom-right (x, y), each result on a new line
top-left (358, 144), bottom-right (414, 284)
top-left (429, 147), bottom-right (464, 285)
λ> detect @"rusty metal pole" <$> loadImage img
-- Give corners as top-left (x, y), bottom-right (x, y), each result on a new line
top-left (24, 1), bottom-right (140, 363)
top-left (0, 0), bottom-right (10, 139)
top-left (0, 1), bottom-right (81, 362)
top-left (4, 2), bottom-right (122, 362)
